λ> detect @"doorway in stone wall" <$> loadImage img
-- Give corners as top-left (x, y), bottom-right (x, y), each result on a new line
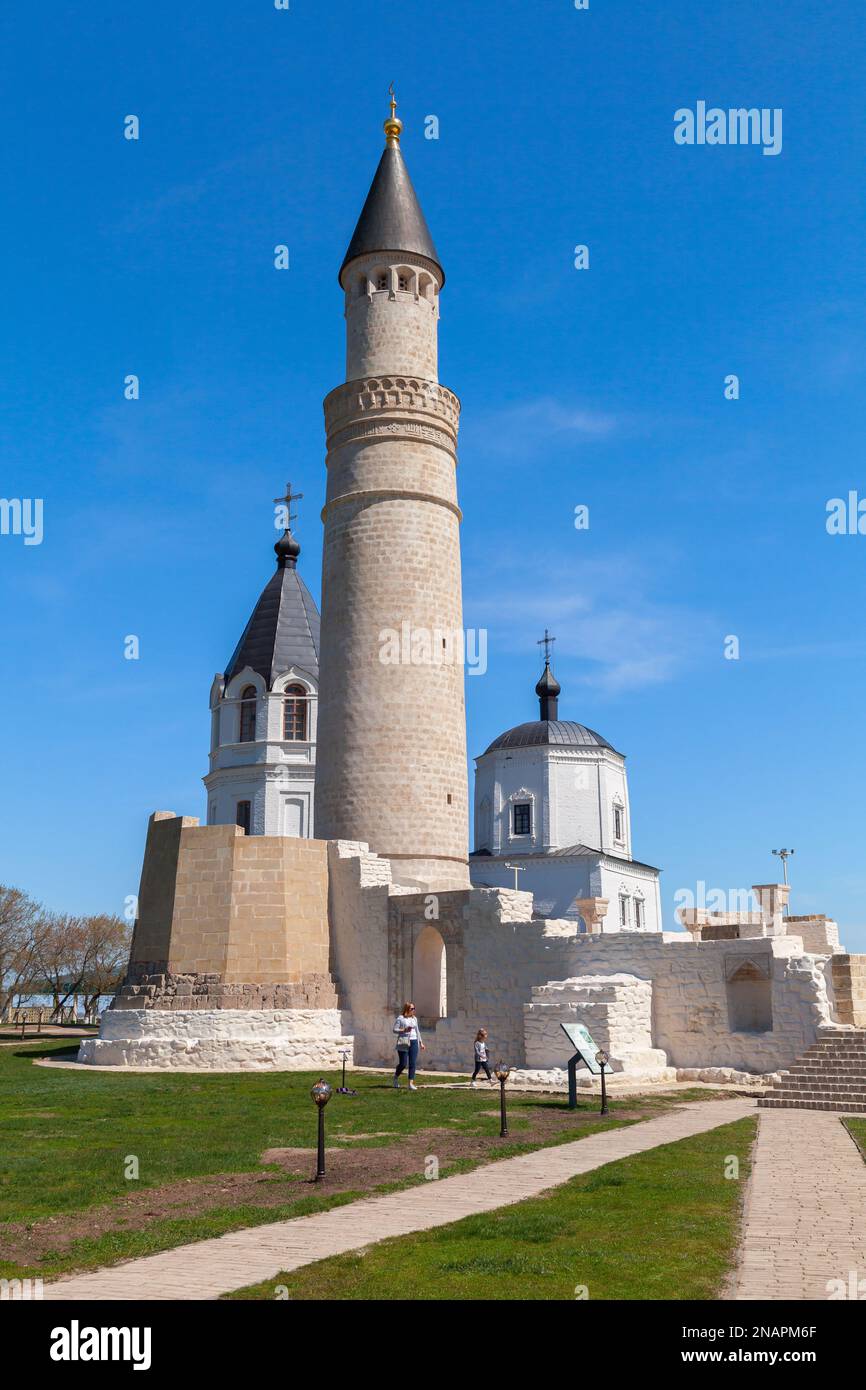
top-left (413, 925), bottom-right (447, 1026)
top-left (726, 958), bottom-right (773, 1033)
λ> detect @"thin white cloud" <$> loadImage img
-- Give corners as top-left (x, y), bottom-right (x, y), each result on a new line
top-left (465, 396), bottom-right (619, 458)
top-left (465, 555), bottom-right (716, 694)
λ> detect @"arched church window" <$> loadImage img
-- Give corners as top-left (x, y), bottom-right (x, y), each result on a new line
top-left (376, 273), bottom-right (388, 292)
top-left (614, 805), bottom-right (624, 841)
top-left (283, 684), bottom-right (307, 741)
top-left (238, 686), bottom-right (257, 743)
top-left (398, 274), bottom-right (408, 292)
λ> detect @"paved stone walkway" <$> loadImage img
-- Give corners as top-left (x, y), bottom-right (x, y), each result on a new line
top-left (44, 1097), bottom-right (751, 1301)
top-left (733, 1109), bottom-right (866, 1300)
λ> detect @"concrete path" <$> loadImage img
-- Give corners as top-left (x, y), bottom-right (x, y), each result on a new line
top-left (44, 1097), bottom-right (751, 1301)
top-left (733, 1109), bottom-right (866, 1300)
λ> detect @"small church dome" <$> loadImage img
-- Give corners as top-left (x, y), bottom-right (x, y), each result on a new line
top-left (483, 646), bottom-right (621, 756)
top-left (484, 720), bottom-right (619, 755)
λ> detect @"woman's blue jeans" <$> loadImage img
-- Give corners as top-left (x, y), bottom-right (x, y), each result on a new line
top-left (395, 1039), bottom-right (419, 1081)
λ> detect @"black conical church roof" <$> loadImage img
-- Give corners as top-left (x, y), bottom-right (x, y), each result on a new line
top-left (224, 532), bottom-right (320, 689)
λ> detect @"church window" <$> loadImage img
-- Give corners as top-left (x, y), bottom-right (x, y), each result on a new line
top-left (513, 802), bottom-right (531, 836)
top-left (283, 684), bottom-right (307, 741)
top-left (614, 806), bottom-right (624, 841)
top-left (398, 274), bottom-right (408, 292)
top-left (619, 894), bottom-right (629, 927)
top-left (236, 800), bottom-right (252, 835)
top-left (376, 273), bottom-right (388, 291)
top-left (239, 686), bottom-right (257, 742)
top-left (634, 898), bottom-right (644, 929)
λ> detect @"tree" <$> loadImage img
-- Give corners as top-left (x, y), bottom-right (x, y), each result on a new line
top-left (30, 913), bottom-right (90, 1021)
top-left (80, 915), bottom-right (131, 1017)
top-left (0, 886), bottom-right (41, 1015)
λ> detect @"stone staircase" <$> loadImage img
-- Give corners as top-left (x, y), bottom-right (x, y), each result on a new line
top-left (759, 1028), bottom-right (866, 1113)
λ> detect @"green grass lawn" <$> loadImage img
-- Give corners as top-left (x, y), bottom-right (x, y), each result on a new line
top-left (844, 1118), bottom-right (866, 1158)
top-left (226, 1116), bottom-right (756, 1301)
top-left (0, 1041), bottom-right (712, 1280)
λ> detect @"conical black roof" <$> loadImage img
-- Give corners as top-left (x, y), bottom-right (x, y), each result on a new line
top-left (224, 541), bottom-right (320, 689)
top-left (339, 141), bottom-right (443, 286)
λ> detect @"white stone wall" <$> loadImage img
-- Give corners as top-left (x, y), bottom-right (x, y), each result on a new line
top-left (786, 918), bottom-right (842, 954)
top-left (77, 1008), bottom-right (353, 1072)
top-left (329, 842), bottom-right (836, 1079)
top-left (523, 974), bottom-right (668, 1075)
top-left (547, 933), bottom-right (835, 1074)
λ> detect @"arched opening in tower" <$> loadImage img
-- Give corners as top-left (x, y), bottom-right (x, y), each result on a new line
top-left (413, 925), bottom-right (447, 1025)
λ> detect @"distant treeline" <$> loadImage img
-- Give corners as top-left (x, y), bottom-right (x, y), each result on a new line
top-left (0, 885), bottom-right (131, 1020)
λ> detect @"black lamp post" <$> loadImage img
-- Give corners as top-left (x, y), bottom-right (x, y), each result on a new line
top-left (595, 1049), bottom-right (609, 1116)
top-left (310, 1078), bottom-right (332, 1180)
top-left (495, 1061), bottom-right (511, 1137)
top-left (336, 1047), bottom-right (357, 1096)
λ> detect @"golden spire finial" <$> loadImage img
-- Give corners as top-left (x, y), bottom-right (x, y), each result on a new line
top-left (384, 82), bottom-right (402, 145)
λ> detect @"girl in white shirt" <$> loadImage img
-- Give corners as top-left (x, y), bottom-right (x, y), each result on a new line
top-left (470, 1028), bottom-right (494, 1086)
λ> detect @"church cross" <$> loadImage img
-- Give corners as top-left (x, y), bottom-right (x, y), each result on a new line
top-left (273, 482), bottom-right (303, 530)
top-left (537, 629), bottom-right (556, 665)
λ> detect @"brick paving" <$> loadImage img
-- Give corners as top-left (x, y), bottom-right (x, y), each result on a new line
top-left (44, 1097), bottom-right (752, 1301)
top-left (733, 1108), bottom-right (866, 1300)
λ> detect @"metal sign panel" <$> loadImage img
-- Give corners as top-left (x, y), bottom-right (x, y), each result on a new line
top-left (560, 1021), bottom-right (602, 1074)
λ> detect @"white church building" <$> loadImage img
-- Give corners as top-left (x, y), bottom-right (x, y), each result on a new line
top-left (204, 515), bottom-right (320, 839)
top-left (470, 654), bottom-right (663, 933)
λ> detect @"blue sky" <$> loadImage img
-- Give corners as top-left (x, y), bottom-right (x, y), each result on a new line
top-left (2, 1), bottom-right (865, 946)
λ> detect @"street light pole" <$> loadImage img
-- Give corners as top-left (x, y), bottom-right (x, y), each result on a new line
top-left (772, 848), bottom-right (795, 914)
top-left (310, 1079), bottom-right (332, 1181)
top-left (595, 1049), bottom-right (609, 1116)
top-left (495, 1062), bottom-right (511, 1137)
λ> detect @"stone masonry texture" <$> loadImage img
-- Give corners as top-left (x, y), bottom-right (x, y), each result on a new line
top-left (315, 250), bottom-right (469, 888)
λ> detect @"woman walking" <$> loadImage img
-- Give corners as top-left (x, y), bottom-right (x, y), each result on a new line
top-left (393, 1002), bottom-right (425, 1090)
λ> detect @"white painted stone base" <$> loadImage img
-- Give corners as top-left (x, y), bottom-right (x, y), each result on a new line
top-left (77, 1008), bottom-right (354, 1072)
top-left (510, 1065), bottom-right (678, 1089)
top-left (676, 1066), bottom-right (780, 1087)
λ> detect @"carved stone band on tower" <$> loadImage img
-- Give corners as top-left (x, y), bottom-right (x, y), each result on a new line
top-left (314, 96), bottom-right (469, 890)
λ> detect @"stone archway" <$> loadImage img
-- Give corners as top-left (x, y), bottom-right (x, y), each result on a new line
top-left (726, 960), bottom-right (773, 1034)
top-left (413, 925), bottom-right (447, 1024)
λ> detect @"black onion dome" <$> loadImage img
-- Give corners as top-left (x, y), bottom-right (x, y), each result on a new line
top-left (535, 664), bottom-right (561, 700)
top-left (274, 528), bottom-right (301, 567)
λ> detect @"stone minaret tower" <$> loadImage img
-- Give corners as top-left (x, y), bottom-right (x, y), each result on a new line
top-left (315, 94), bottom-right (468, 889)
